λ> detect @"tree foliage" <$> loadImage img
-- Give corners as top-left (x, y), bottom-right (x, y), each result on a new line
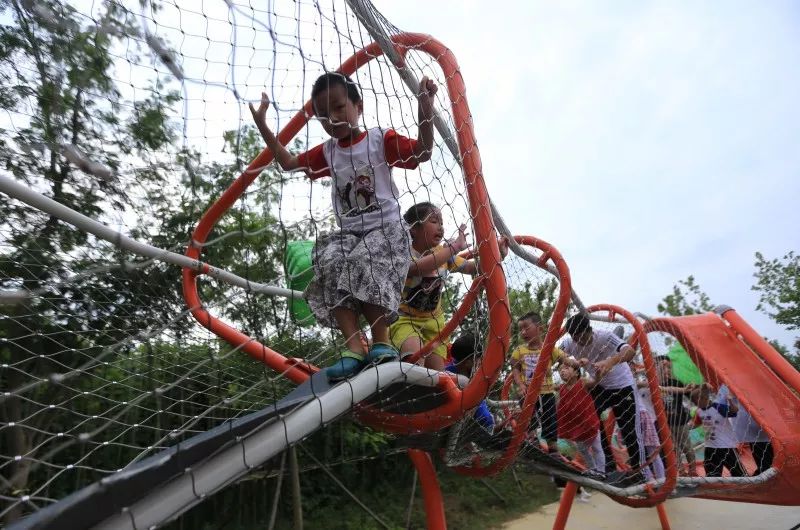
top-left (0, 1), bottom-right (182, 520)
top-left (657, 275), bottom-right (714, 316)
top-left (508, 278), bottom-right (560, 323)
top-left (752, 251), bottom-right (800, 331)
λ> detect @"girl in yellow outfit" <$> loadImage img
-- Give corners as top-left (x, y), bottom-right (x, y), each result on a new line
top-left (390, 202), bottom-right (507, 370)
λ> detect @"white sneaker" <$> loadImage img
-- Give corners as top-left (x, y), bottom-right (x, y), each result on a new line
top-left (577, 490), bottom-right (592, 503)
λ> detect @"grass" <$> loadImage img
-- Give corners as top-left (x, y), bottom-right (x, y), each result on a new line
top-left (171, 452), bottom-right (560, 530)
top-left (292, 461), bottom-right (560, 530)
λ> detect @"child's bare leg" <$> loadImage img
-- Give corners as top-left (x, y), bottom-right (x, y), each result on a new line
top-left (424, 353), bottom-right (445, 371)
top-left (331, 307), bottom-right (366, 355)
top-left (325, 307), bottom-right (368, 381)
top-left (362, 303), bottom-right (399, 363)
top-left (400, 336), bottom-right (425, 362)
top-left (362, 302), bottom-right (390, 344)
top-left (398, 336), bottom-right (444, 370)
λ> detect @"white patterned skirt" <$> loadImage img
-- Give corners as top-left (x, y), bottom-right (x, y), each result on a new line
top-left (305, 221), bottom-right (411, 329)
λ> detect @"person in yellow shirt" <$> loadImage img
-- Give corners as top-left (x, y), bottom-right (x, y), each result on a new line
top-left (511, 311), bottom-right (575, 453)
top-left (390, 202), bottom-right (507, 370)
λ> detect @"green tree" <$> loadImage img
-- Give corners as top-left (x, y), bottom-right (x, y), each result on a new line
top-left (659, 272), bottom-right (800, 371)
top-left (657, 275), bottom-right (714, 316)
top-left (752, 251), bottom-right (800, 331)
top-left (508, 278), bottom-right (560, 323)
top-left (0, 1), bottom-right (181, 520)
top-left (753, 251), bottom-right (800, 367)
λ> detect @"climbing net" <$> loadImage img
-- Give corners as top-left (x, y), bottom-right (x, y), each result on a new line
top-left (0, 0), bottom-right (481, 524)
top-left (0, 0), bottom-right (791, 528)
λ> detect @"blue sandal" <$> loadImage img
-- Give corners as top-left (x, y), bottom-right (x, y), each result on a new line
top-left (325, 353), bottom-right (365, 382)
top-left (366, 342), bottom-right (399, 365)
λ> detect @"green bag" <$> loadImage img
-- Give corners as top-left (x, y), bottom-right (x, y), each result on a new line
top-left (667, 343), bottom-right (704, 385)
top-left (284, 240), bottom-right (316, 326)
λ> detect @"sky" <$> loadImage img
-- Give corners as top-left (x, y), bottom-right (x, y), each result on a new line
top-left (369, 0), bottom-right (800, 347)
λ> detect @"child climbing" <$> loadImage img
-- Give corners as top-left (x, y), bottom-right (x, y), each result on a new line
top-left (250, 72), bottom-right (438, 380)
top-left (390, 202), bottom-right (507, 370)
top-left (635, 374), bottom-right (665, 481)
top-left (557, 363), bottom-right (606, 475)
top-left (511, 312), bottom-right (574, 454)
top-left (691, 383), bottom-right (747, 477)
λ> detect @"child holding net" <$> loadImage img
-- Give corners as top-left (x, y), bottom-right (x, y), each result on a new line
top-left (250, 72), bottom-right (438, 380)
top-left (389, 202), bottom-right (507, 370)
top-left (556, 362), bottom-right (606, 477)
top-left (691, 383), bottom-right (747, 477)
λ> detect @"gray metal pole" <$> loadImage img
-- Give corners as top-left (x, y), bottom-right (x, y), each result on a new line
top-left (267, 452), bottom-right (287, 530)
top-left (289, 447), bottom-right (303, 530)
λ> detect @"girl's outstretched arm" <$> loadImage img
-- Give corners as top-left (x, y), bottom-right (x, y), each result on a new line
top-left (249, 92), bottom-right (301, 171)
top-left (408, 223), bottom-right (468, 276)
top-left (412, 76), bottom-right (437, 163)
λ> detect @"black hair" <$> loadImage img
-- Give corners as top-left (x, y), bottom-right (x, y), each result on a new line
top-left (565, 313), bottom-right (591, 337)
top-left (311, 72), bottom-right (361, 103)
top-left (659, 356), bottom-right (673, 364)
top-left (403, 202), bottom-right (438, 228)
top-left (517, 311), bottom-right (542, 325)
top-left (450, 333), bottom-right (480, 363)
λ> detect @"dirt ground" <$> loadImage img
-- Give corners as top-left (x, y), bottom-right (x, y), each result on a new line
top-left (501, 493), bottom-right (800, 530)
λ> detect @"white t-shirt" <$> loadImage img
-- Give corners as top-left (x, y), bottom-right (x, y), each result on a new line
top-left (714, 385), bottom-right (768, 443)
top-left (560, 329), bottom-right (635, 390)
top-left (322, 128), bottom-right (402, 232)
top-left (696, 405), bottom-right (739, 449)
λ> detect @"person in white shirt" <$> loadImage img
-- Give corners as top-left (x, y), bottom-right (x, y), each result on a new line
top-left (715, 385), bottom-right (772, 474)
top-left (560, 314), bottom-right (644, 475)
top-left (692, 383), bottom-right (747, 477)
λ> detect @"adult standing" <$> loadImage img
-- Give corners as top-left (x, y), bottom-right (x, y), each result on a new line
top-left (560, 314), bottom-right (643, 474)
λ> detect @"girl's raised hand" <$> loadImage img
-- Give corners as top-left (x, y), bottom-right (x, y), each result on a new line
top-left (498, 236), bottom-right (510, 258)
top-left (447, 223), bottom-right (469, 253)
top-left (249, 92), bottom-right (271, 126)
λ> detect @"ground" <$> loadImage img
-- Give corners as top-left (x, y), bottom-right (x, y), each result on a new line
top-left (501, 494), bottom-right (800, 530)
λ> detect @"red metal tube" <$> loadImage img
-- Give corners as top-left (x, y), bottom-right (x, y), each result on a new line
top-left (408, 449), bottom-right (447, 530)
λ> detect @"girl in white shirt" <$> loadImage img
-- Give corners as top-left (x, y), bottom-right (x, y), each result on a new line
top-left (691, 383), bottom-right (747, 477)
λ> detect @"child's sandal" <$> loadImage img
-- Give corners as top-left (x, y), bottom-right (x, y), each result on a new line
top-left (325, 353), bottom-right (365, 382)
top-left (366, 342), bottom-right (399, 365)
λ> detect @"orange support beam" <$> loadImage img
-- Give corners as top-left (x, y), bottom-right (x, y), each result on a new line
top-left (408, 450), bottom-right (447, 530)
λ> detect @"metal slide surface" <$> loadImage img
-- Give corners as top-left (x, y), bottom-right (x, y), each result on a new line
top-left (12, 363), bottom-right (453, 530)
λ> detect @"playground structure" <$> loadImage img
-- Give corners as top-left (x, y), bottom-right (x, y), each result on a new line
top-left (1, 1), bottom-right (799, 529)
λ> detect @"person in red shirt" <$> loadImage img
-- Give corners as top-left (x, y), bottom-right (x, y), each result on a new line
top-left (250, 72), bottom-right (438, 381)
top-left (557, 363), bottom-right (606, 474)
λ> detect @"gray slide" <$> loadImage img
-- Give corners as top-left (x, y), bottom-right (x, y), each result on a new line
top-left (12, 363), bottom-right (457, 530)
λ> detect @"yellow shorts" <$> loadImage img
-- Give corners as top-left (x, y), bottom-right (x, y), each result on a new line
top-left (389, 313), bottom-right (448, 360)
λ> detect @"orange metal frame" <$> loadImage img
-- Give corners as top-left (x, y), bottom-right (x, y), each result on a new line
top-left (644, 309), bottom-right (800, 506)
top-left (582, 304), bottom-right (677, 507)
top-left (408, 450), bottom-right (447, 530)
top-left (181, 32), bottom-right (510, 435)
top-left (453, 235), bottom-right (574, 477)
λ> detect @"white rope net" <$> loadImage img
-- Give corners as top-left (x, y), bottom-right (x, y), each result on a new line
top-left (0, 0), bottom-right (476, 524)
top-left (0, 0), bottom-right (790, 527)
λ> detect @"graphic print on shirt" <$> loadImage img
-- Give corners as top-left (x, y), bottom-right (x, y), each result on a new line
top-left (405, 275), bottom-right (445, 313)
top-left (701, 414), bottom-right (720, 442)
top-left (336, 162), bottom-right (378, 217)
top-left (523, 353), bottom-right (539, 380)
